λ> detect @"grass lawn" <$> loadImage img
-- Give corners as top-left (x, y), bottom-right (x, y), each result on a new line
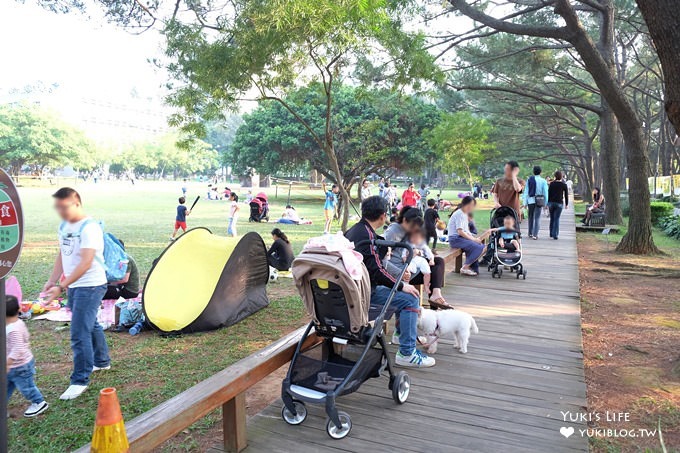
top-left (7, 180), bottom-right (477, 452)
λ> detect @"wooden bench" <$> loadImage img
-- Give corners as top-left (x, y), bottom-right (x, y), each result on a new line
top-left (75, 327), bottom-right (319, 453)
top-left (590, 212), bottom-right (606, 226)
top-left (437, 247), bottom-right (463, 273)
top-left (575, 224), bottom-right (620, 233)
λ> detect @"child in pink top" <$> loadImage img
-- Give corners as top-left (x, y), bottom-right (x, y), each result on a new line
top-left (6, 296), bottom-right (48, 417)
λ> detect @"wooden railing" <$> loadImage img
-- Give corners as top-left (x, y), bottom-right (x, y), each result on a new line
top-left (76, 327), bottom-right (318, 453)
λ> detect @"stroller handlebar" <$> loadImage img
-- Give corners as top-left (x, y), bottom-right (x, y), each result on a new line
top-left (355, 239), bottom-right (414, 263)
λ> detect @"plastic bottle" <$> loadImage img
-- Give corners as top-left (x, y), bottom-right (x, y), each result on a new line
top-left (129, 322), bottom-right (144, 336)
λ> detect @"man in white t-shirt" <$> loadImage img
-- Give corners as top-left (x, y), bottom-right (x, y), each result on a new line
top-left (43, 187), bottom-right (111, 400)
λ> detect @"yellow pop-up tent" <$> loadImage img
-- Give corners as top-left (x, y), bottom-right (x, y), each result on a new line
top-left (143, 229), bottom-right (270, 333)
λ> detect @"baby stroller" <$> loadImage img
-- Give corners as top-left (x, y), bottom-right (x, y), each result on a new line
top-left (282, 239), bottom-right (413, 439)
top-left (248, 192), bottom-right (269, 222)
top-left (487, 206), bottom-right (527, 279)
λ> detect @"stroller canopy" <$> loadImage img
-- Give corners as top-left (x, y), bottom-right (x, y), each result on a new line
top-left (490, 206), bottom-right (520, 228)
top-left (143, 229), bottom-right (270, 333)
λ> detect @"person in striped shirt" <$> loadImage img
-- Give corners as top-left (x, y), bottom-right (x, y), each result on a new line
top-left (6, 296), bottom-right (48, 418)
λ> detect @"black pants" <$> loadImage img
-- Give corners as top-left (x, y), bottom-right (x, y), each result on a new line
top-left (268, 255), bottom-right (291, 271)
top-left (409, 256), bottom-right (445, 291)
top-left (425, 228), bottom-right (438, 250)
top-left (104, 286), bottom-right (138, 300)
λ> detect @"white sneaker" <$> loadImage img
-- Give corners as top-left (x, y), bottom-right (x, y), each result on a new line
top-left (59, 385), bottom-right (88, 400)
top-left (24, 401), bottom-right (48, 417)
top-left (92, 365), bottom-right (111, 372)
top-left (395, 350), bottom-right (436, 368)
top-left (391, 332), bottom-right (400, 345)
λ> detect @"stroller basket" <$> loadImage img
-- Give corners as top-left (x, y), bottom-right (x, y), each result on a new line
top-left (291, 341), bottom-right (383, 397)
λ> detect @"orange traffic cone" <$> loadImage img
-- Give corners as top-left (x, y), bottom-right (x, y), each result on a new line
top-left (91, 388), bottom-right (129, 452)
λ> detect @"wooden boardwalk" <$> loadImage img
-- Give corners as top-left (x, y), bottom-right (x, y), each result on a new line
top-left (220, 212), bottom-right (588, 452)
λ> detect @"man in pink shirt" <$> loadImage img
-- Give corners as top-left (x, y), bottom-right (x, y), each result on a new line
top-left (6, 296), bottom-right (48, 417)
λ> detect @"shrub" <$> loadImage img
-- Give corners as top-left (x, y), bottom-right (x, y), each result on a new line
top-left (650, 202), bottom-right (675, 225)
top-left (659, 215), bottom-right (680, 241)
top-left (621, 199), bottom-right (630, 217)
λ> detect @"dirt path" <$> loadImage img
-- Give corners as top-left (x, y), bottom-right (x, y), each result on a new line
top-left (578, 235), bottom-right (680, 451)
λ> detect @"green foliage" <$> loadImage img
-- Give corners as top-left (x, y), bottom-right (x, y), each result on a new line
top-left (659, 215), bottom-right (680, 241)
top-left (231, 83), bottom-right (440, 185)
top-left (110, 132), bottom-right (217, 178)
top-left (426, 111), bottom-right (495, 185)
top-left (0, 103), bottom-right (95, 174)
top-left (650, 201), bottom-right (675, 225)
top-left (163, 0), bottom-right (431, 123)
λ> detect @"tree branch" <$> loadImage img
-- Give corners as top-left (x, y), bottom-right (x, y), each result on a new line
top-left (446, 82), bottom-right (602, 113)
top-left (448, 0), bottom-right (570, 40)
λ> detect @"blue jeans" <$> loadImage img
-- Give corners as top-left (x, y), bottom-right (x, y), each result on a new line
top-left (548, 202), bottom-right (564, 238)
top-left (448, 236), bottom-right (485, 272)
top-left (371, 286), bottom-right (420, 356)
top-left (527, 203), bottom-right (541, 237)
top-left (7, 359), bottom-right (44, 404)
top-left (227, 217), bottom-right (237, 235)
top-left (67, 285), bottom-right (110, 385)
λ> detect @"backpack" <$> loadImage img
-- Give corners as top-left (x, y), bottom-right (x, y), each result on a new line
top-left (59, 219), bottom-right (128, 282)
top-left (528, 176), bottom-right (537, 197)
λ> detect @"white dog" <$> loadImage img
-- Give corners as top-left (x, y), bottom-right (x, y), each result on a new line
top-left (417, 308), bottom-right (479, 354)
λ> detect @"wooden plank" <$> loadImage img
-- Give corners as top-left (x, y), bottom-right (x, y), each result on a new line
top-left (222, 392), bottom-right (247, 452)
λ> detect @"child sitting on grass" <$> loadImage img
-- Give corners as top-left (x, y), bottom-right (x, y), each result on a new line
top-left (6, 295), bottom-right (48, 418)
top-left (498, 215), bottom-right (521, 252)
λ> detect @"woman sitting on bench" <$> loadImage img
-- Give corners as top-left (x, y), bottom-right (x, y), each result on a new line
top-left (582, 188), bottom-right (605, 226)
top-left (447, 196), bottom-right (496, 277)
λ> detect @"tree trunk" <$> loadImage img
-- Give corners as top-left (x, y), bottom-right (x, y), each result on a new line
top-left (636, 0), bottom-right (680, 135)
top-left (595, 0), bottom-right (622, 225)
top-left (555, 0), bottom-right (657, 253)
top-left (616, 127), bottom-right (658, 253)
top-left (599, 107), bottom-right (622, 224)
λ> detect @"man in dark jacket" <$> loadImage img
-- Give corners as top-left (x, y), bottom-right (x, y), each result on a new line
top-left (345, 196), bottom-right (435, 368)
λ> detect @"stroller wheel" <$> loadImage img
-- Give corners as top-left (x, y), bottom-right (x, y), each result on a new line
top-left (282, 401), bottom-right (307, 425)
top-left (326, 411), bottom-right (352, 439)
top-left (523, 270), bottom-right (527, 280)
top-left (392, 371), bottom-right (410, 404)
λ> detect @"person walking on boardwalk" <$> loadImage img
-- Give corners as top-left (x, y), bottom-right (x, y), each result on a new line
top-left (548, 171), bottom-right (569, 239)
top-left (523, 166), bottom-right (549, 239)
top-left (491, 160), bottom-right (525, 218)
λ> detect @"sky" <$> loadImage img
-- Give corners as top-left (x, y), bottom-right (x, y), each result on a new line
top-left (0, 1), bottom-right (167, 103)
